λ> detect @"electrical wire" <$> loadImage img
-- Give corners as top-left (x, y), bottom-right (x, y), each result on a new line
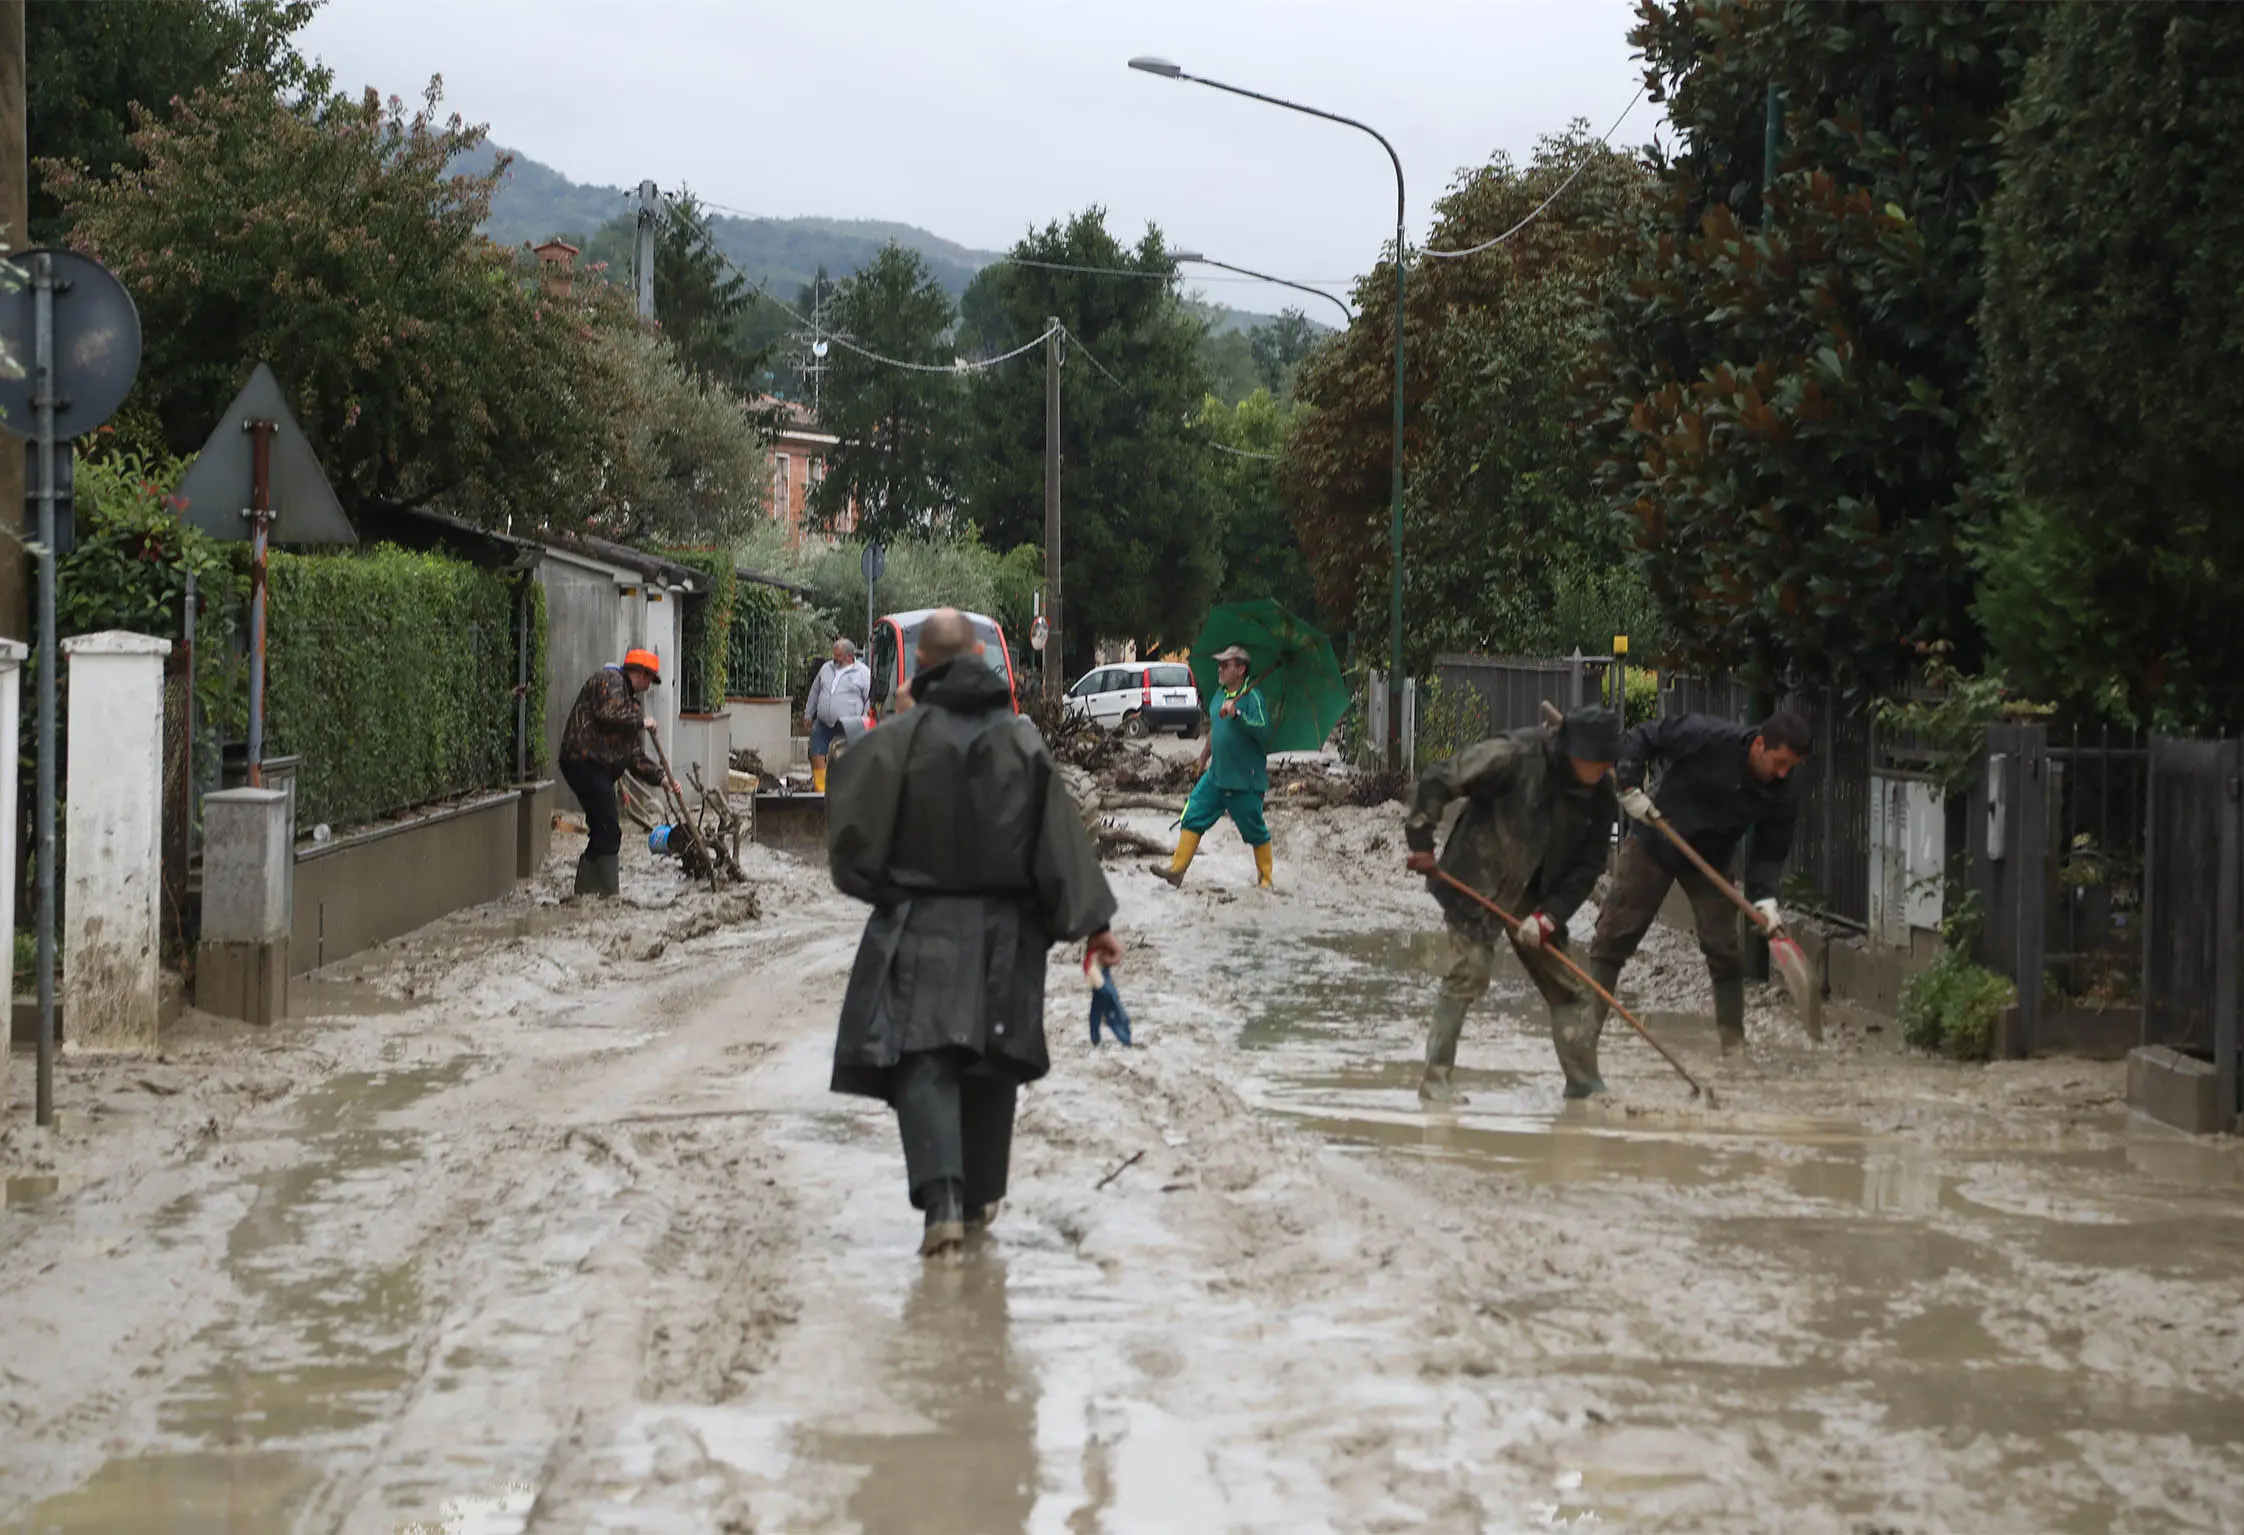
top-left (1207, 442), bottom-right (1281, 461)
top-left (1057, 325), bottom-right (1122, 387)
top-left (1422, 85), bottom-right (1647, 261)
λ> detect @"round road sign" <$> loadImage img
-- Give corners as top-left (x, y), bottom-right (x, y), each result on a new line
top-left (1030, 616), bottom-right (1049, 652)
top-left (0, 249), bottom-right (143, 438)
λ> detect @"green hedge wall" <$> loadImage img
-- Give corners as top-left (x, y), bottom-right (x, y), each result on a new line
top-left (665, 548), bottom-right (737, 712)
top-left (265, 545), bottom-right (543, 830)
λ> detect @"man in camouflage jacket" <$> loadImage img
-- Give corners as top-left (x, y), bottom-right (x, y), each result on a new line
top-left (558, 648), bottom-right (670, 897)
top-left (1403, 707), bottom-right (1622, 1102)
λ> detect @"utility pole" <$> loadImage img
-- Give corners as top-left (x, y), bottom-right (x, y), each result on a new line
top-left (1042, 318), bottom-right (1062, 705)
top-left (0, 1), bottom-right (27, 644)
top-left (633, 179), bottom-right (659, 322)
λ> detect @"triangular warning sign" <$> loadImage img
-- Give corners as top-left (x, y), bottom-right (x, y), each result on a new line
top-left (172, 362), bottom-right (357, 545)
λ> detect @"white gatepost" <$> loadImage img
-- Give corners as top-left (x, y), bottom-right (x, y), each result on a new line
top-left (0, 640), bottom-right (24, 1109)
top-left (62, 631), bottom-right (173, 1055)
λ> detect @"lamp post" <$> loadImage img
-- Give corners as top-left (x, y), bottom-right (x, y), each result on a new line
top-left (1169, 250), bottom-right (1354, 327)
top-left (1131, 57), bottom-right (1407, 768)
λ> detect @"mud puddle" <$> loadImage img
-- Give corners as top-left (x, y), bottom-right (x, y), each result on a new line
top-left (18, 1059), bottom-right (481, 1533)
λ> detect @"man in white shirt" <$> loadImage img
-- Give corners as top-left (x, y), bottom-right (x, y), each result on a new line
top-left (805, 638), bottom-right (873, 793)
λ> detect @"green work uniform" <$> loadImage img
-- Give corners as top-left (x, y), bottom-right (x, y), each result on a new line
top-left (1182, 684), bottom-right (1271, 846)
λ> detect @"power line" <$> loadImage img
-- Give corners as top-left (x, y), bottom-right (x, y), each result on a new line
top-left (1207, 442), bottom-right (1281, 461)
top-left (1058, 325), bottom-right (1122, 387)
top-left (818, 325), bottom-right (1059, 375)
top-left (1423, 86), bottom-right (1647, 261)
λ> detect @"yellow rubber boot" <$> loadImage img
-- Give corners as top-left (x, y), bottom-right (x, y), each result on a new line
top-left (812, 763), bottom-right (827, 794)
top-left (1157, 830), bottom-right (1202, 888)
top-left (1254, 843), bottom-right (1274, 889)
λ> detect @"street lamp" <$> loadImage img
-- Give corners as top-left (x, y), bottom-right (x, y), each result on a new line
top-left (1131, 56), bottom-right (1407, 768)
top-left (1169, 250), bottom-right (1354, 327)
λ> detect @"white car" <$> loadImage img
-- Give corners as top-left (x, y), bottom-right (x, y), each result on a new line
top-left (1063, 662), bottom-right (1201, 738)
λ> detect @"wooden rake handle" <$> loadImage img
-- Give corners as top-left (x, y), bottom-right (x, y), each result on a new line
top-left (1638, 808), bottom-right (1781, 939)
top-left (1429, 867), bottom-right (1709, 1103)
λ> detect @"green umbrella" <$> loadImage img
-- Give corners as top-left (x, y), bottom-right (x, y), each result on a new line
top-left (1189, 599), bottom-right (1349, 756)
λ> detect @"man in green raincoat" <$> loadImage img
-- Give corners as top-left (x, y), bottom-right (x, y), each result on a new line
top-left (1403, 707), bottom-right (1622, 1103)
top-left (1158, 644), bottom-right (1274, 890)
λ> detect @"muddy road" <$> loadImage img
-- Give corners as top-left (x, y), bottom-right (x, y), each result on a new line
top-left (3, 798), bottom-right (2242, 1533)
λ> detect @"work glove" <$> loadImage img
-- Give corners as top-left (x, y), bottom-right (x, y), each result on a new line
top-left (1618, 786), bottom-right (1659, 823)
top-left (643, 715), bottom-right (659, 733)
top-left (1514, 912), bottom-right (1556, 950)
top-left (1405, 850), bottom-right (1438, 875)
top-left (1086, 951), bottom-right (1133, 1047)
top-left (1753, 897), bottom-right (1783, 934)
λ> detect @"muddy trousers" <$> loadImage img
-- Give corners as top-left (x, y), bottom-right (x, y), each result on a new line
top-left (1589, 834), bottom-right (1747, 1047)
top-left (559, 757), bottom-right (624, 858)
top-left (1426, 922), bottom-right (1603, 1096)
top-left (891, 1049), bottom-right (1018, 1213)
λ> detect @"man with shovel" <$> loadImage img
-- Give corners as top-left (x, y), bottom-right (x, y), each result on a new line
top-left (557, 648), bottom-right (677, 898)
top-left (1403, 707), bottom-right (1623, 1103)
top-left (1591, 711), bottom-right (1813, 1055)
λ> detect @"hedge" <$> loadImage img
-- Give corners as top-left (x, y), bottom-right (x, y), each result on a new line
top-left (663, 548), bottom-right (737, 712)
top-left (264, 545), bottom-right (545, 830)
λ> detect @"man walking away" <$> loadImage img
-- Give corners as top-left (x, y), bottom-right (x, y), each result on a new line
top-left (1159, 645), bottom-right (1275, 890)
top-left (806, 638), bottom-right (873, 794)
top-left (1591, 710), bottom-right (1812, 1055)
top-left (558, 648), bottom-right (673, 897)
top-left (827, 609), bottom-right (1122, 1259)
top-left (1404, 707), bottom-right (1622, 1103)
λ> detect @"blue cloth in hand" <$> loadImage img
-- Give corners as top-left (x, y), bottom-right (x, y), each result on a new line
top-left (1088, 973), bottom-right (1133, 1047)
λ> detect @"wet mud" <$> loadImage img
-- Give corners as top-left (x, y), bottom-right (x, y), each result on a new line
top-left (1, 806), bottom-right (2240, 1531)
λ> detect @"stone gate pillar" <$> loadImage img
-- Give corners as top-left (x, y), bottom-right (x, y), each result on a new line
top-left (62, 631), bottom-right (173, 1055)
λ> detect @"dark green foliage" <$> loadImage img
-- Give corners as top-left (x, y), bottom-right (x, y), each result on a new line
top-left (653, 192), bottom-right (768, 394)
top-left (1899, 947), bottom-right (2013, 1061)
top-left (1976, 4), bottom-right (2244, 730)
top-left (1196, 391), bottom-right (1318, 623)
top-left (665, 549), bottom-right (739, 713)
top-left (1582, 0), bottom-right (2034, 692)
top-left (809, 244), bottom-right (965, 543)
top-left (25, 0), bottom-right (328, 242)
top-left (1249, 309), bottom-right (1323, 401)
top-left (957, 211), bottom-right (1220, 673)
top-left (263, 546), bottom-right (534, 829)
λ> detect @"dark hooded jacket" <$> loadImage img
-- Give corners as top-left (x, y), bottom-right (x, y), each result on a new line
top-left (825, 657), bottom-right (1117, 1102)
top-left (1613, 713), bottom-right (1800, 902)
top-left (1406, 725), bottom-right (1617, 941)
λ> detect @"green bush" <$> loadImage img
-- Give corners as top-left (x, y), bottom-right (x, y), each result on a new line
top-left (1599, 665), bottom-right (1660, 726)
top-left (664, 548), bottom-right (737, 712)
top-left (1415, 675), bottom-right (1491, 768)
top-left (264, 545), bottom-right (540, 830)
top-left (1898, 948), bottom-right (2015, 1063)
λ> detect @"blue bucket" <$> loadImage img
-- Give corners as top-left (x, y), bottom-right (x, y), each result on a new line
top-left (648, 824), bottom-right (677, 856)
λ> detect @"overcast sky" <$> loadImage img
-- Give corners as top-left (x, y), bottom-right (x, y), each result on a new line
top-left (298, 0), bottom-right (1651, 312)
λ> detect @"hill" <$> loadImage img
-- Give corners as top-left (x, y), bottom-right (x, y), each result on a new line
top-left (471, 146), bottom-right (1318, 334)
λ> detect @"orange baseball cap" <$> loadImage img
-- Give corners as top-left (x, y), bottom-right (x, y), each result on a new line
top-left (623, 647), bottom-right (662, 682)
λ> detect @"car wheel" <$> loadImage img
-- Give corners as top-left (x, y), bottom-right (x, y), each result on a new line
top-left (1122, 712), bottom-right (1149, 740)
top-left (1181, 717), bottom-right (1202, 740)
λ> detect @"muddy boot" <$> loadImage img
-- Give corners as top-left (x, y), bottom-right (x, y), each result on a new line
top-left (967, 1200), bottom-right (1001, 1239)
top-left (1714, 976), bottom-right (1747, 1057)
top-left (1583, 957), bottom-right (1623, 1025)
top-left (1418, 995), bottom-right (1470, 1104)
top-left (919, 1177), bottom-right (967, 1258)
top-left (591, 854), bottom-right (621, 898)
top-left (1551, 1000), bottom-right (1607, 1099)
top-left (1254, 843), bottom-right (1274, 891)
top-left (573, 854), bottom-right (600, 898)
top-left (1154, 829), bottom-right (1202, 889)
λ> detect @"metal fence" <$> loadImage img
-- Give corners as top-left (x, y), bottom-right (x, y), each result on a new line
top-left (2140, 735), bottom-right (2239, 1118)
top-left (1433, 653), bottom-right (1594, 735)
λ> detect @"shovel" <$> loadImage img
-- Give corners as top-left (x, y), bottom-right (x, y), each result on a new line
top-left (643, 724), bottom-right (721, 894)
top-left (1431, 868), bottom-right (1714, 1106)
top-left (1637, 812), bottom-right (1822, 1042)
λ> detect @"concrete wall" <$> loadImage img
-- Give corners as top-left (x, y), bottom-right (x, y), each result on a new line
top-left (727, 698), bottom-right (792, 774)
top-left (539, 557), bottom-right (624, 813)
top-left (290, 791), bottom-right (519, 975)
top-left (674, 712), bottom-right (731, 798)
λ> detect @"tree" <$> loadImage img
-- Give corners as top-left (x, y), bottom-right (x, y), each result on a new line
top-left (654, 192), bottom-right (766, 392)
top-left (1976, 5), bottom-right (2244, 730)
top-left (1249, 308), bottom-right (1323, 400)
top-left (48, 77), bottom-right (607, 525)
top-left (808, 243), bottom-right (963, 543)
top-left (1281, 124), bottom-right (1649, 667)
top-left (1580, 0), bottom-right (2034, 693)
top-left (957, 211), bottom-right (1220, 672)
top-left (1196, 391), bottom-right (1317, 621)
top-left (25, 0), bottom-right (329, 243)
top-left (581, 327), bottom-right (769, 546)
top-left (1197, 318), bottom-right (1262, 406)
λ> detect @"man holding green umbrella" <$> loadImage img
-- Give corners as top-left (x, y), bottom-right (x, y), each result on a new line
top-left (1158, 645), bottom-right (1275, 890)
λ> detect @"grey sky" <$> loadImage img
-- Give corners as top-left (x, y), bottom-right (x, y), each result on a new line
top-left (298, 0), bottom-right (1650, 312)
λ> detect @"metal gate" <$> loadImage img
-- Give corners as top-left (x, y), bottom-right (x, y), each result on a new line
top-left (2140, 735), bottom-right (2240, 1122)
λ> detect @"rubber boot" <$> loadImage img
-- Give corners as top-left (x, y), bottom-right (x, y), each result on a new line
top-left (1156, 829), bottom-right (1202, 888)
top-left (919, 1176), bottom-right (967, 1258)
top-left (967, 1200), bottom-right (1001, 1238)
top-left (1254, 843), bottom-right (1274, 890)
top-left (1714, 976), bottom-right (1747, 1057)
top-left (812, 763), bottom-right (827, 794)
top-left (591, 854), bottom-right (620, 898)
top-left (1552, 1000), bottom-right (1608, 1099)
top-left (1418, 995), bottom-right (1469, 1104)
top-left (1583, 957), bottom-right (1624, 1026)
top-left (573, 854), bottom-right (600, 898)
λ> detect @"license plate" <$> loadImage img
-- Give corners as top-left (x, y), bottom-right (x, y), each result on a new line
top-left (1160, 692), bottom-right (1190, 705)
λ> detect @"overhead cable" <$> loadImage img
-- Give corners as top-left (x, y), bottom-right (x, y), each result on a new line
top-left (1422, 86), bottom-right (1647, 261)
